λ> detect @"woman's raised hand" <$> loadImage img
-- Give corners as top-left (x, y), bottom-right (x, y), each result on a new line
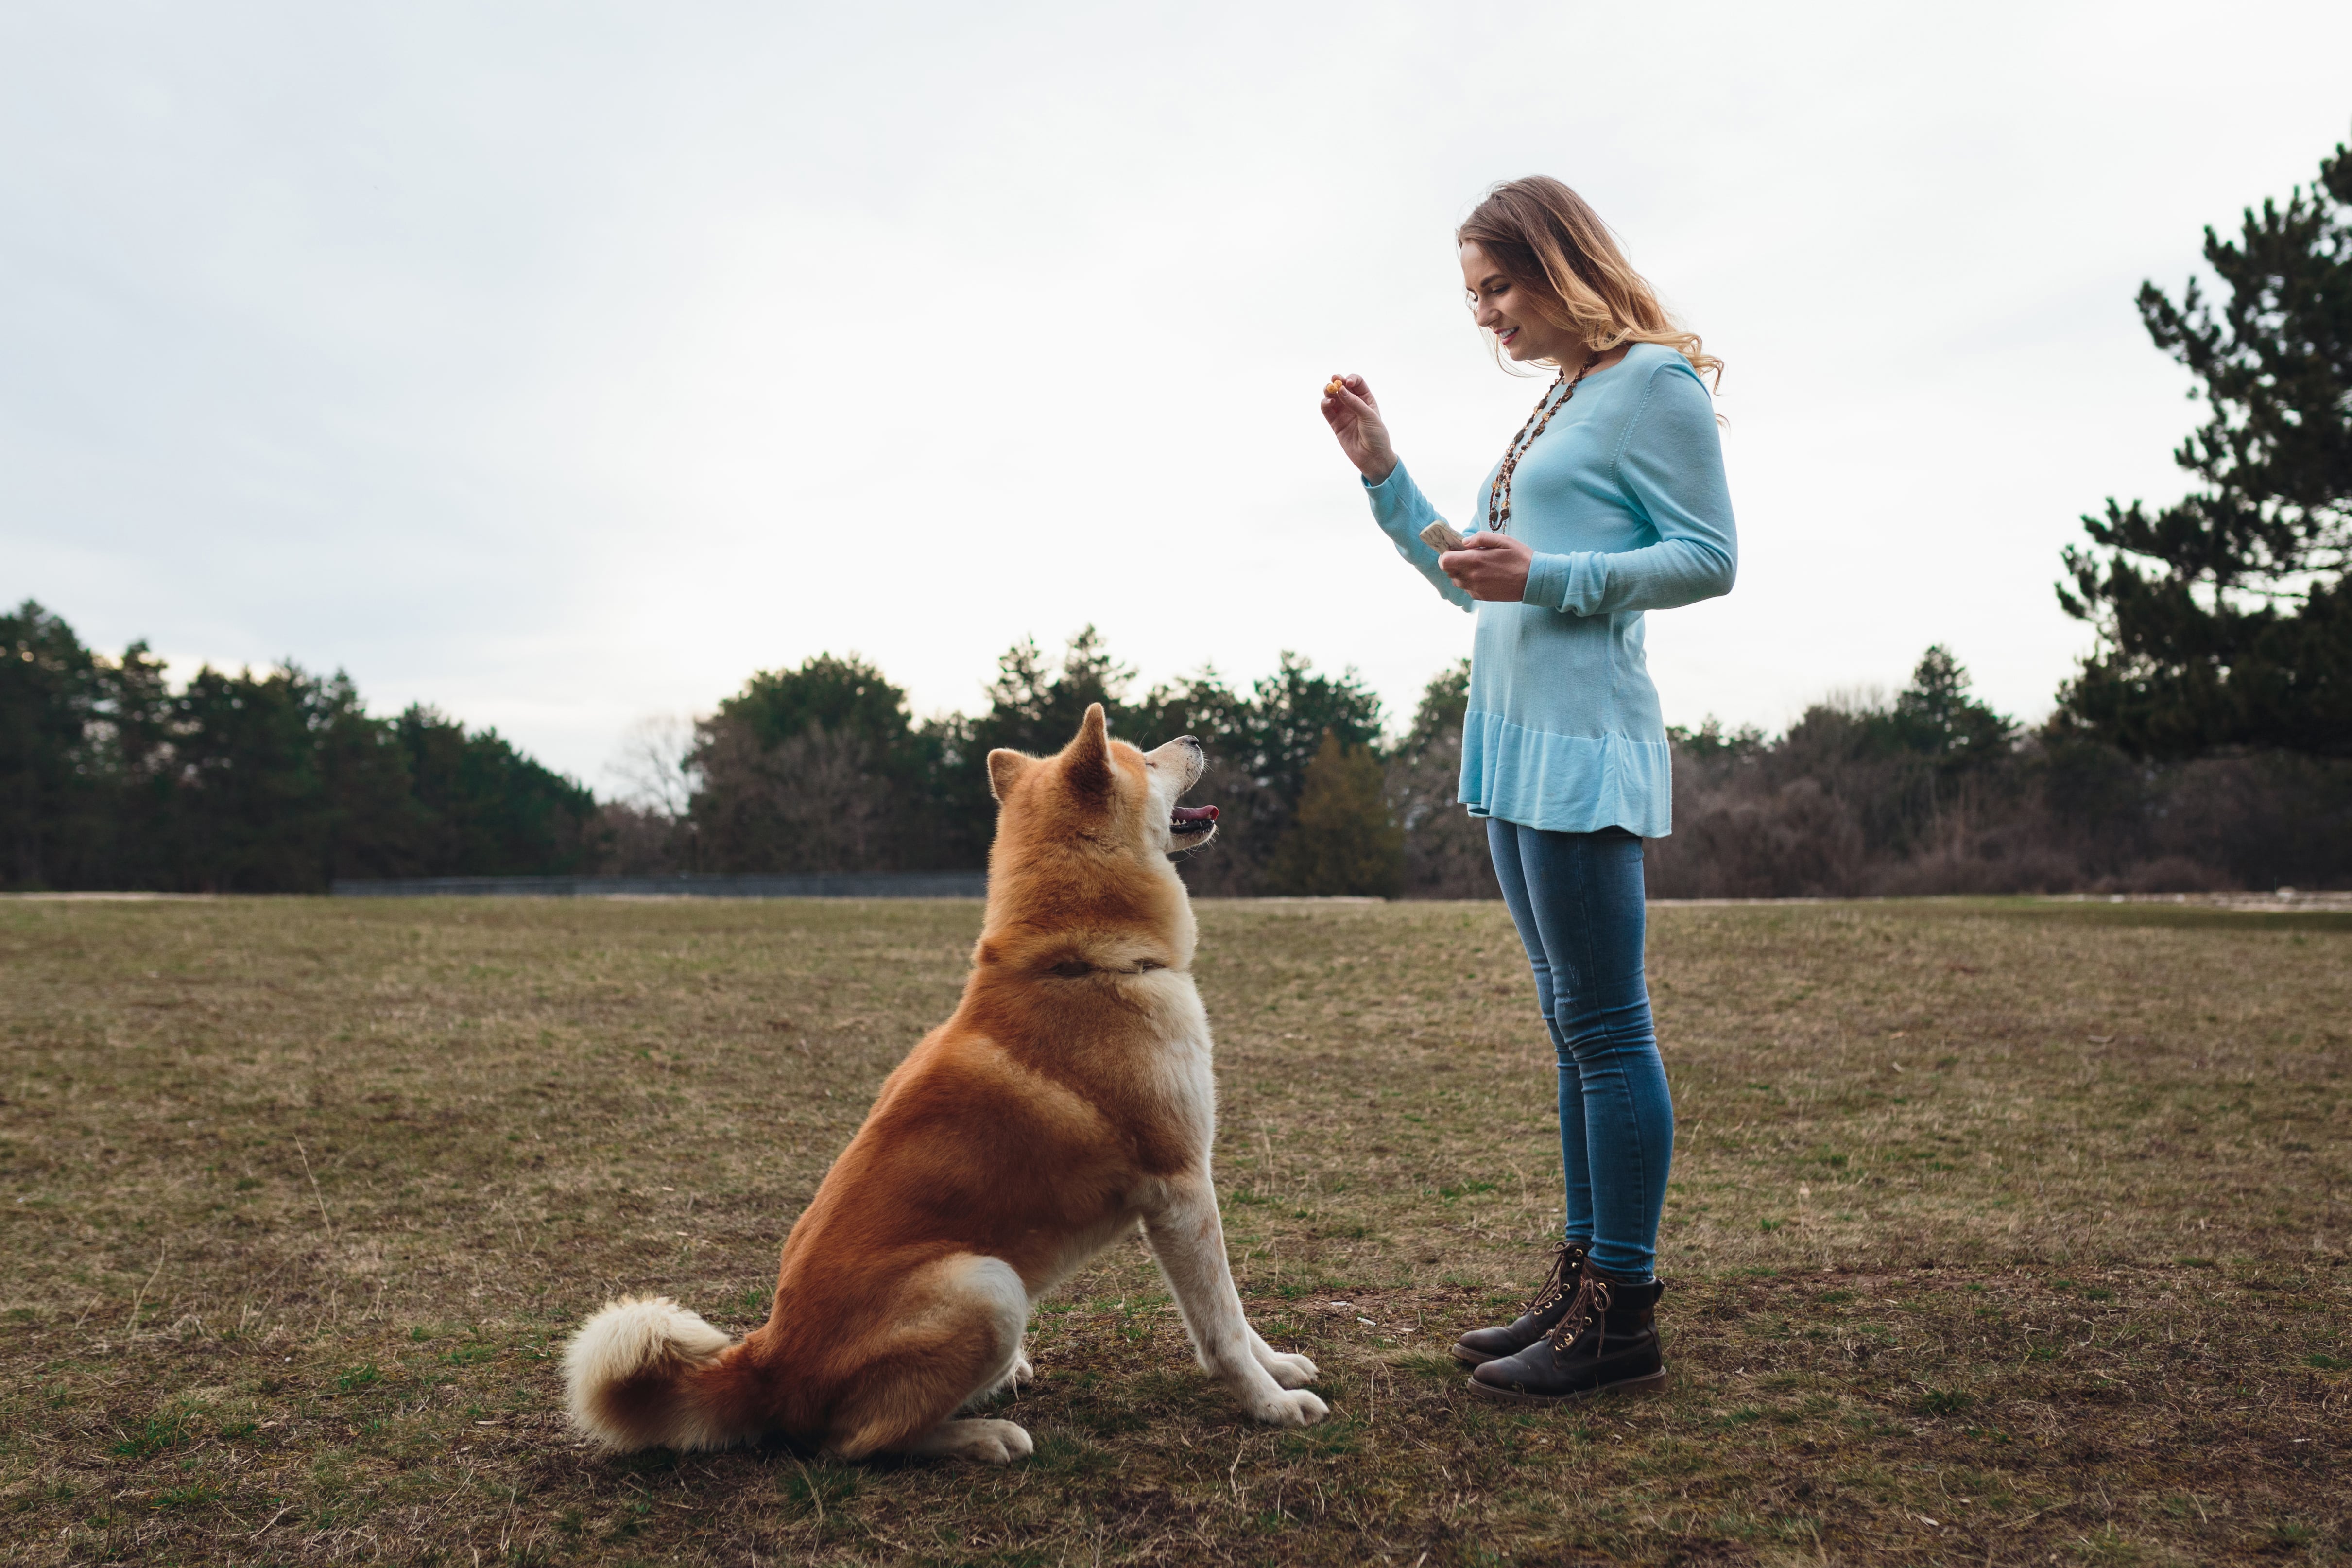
top-left (1320, 373), bottom-right (1396, 484)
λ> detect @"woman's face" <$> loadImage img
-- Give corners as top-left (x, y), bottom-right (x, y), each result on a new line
top-left (1460, 241), bottom-right (1574, 364)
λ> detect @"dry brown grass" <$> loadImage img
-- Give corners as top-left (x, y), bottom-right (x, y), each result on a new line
top-left (1, 894), bottom-right (2347, 1566)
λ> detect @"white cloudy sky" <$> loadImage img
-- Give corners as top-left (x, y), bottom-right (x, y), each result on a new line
top-left (5, 1), bottom-right (2349, 786)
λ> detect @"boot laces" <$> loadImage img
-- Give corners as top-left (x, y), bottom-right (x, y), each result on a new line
top-left (1524, 1241), bottom-right (1588, 1317)
top-left (1542, 1274), bottom-right (1614, 1354)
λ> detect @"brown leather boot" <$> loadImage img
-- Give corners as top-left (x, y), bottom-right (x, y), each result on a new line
top-left (1451, 1241), bottom-right (1589, 1367)
top-left (1466, 1271), bottom-right (1666, 1404)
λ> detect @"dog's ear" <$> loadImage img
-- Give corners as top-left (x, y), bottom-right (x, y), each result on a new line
top-left (1062, 702), bottom-right (1112, 798)
top-left (987, 749), bottom-right (1034, 803)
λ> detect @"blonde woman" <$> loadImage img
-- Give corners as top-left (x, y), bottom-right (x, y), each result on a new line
top-left (1321, 176), bottom-right (1735, 1403)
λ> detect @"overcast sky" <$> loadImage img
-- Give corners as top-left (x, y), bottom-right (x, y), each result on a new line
top-left (5, 1), bottom-right (2350, 787)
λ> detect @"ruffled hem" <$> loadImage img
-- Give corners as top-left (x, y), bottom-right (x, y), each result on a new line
top-left (1458, 711), bottom-right (1673, 837)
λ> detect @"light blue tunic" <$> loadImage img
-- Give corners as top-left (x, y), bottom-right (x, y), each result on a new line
top-left (1363, 342), bottom-right (1737, 837)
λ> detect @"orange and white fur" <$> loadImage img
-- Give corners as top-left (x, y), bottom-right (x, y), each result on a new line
top-left (563, 705), bottom-right (1325, 1462)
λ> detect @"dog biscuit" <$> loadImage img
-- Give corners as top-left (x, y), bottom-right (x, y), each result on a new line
top-left (1419, 518), bottom-right (1468, 553)
top-left (1324, 377), bottom-right (1347, 397)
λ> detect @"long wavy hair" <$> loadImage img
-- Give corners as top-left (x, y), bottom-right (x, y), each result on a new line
top-left (1457, 176), bottom-right (1722, 388)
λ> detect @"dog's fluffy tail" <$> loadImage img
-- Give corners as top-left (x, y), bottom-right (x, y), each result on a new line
top-left (563, 1295), bottom-right (754, 1452)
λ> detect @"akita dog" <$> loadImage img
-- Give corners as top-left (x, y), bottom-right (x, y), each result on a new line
top-left (563, 705), bottom-right (1326, 1462)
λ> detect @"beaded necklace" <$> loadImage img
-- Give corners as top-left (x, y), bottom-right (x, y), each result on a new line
top-left (1486, 351), bottom-right (1602, 535)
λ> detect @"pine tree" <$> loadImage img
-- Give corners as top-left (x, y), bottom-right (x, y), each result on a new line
top-left (0, 600), bottom-right (100, 887)
top-left (1267, 730), bottom-right (1405, 898)
top-left (1245, 652), bottom-right (1387, 813)
top-left (1877, 646), bottom-right (2016, 765)
top-left (2057, 131), bottom-right (2352, 757)
top-left (1400, 658), bottom-right (1471, 758)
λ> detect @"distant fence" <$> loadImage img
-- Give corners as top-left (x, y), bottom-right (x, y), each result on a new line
top-left (330, 872), bottom-right (988, 899)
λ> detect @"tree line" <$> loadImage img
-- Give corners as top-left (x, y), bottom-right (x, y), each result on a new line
top-left (0, 603), bottom-right (596, 893)
top-left (0, 602), bottom-right (1429, 896)
top-left (1650, 648), bottom-right (2350, 898)
top-left (11, 596), bottom-right (2344, 896)
top-left (5, 130), bottom-right (2345, 896)
top-left (629, 632), bottom-right (2350, 899)
top-left (604, 628), bottom-right (1421, 897)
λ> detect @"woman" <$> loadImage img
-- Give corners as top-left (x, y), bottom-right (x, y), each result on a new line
top-left (1321, 176), bottom-right (1734, 1404)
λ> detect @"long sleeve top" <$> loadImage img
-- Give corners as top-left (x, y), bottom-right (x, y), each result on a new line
top-left (1363, 342), bottom-right (1737, 837)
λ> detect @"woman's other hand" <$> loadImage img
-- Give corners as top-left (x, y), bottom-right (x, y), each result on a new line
top-left (1442, 532), bottom-right (1534, 602)
top-left (1320, 373), bottom-right (1396, 484)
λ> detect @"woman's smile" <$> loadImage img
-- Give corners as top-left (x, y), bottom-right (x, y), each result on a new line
top-left (1461, 240), bottom-right (1560, 362)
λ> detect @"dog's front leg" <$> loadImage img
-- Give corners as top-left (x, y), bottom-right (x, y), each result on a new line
top-left (1141, 1173), bottom-right (1327, 1426)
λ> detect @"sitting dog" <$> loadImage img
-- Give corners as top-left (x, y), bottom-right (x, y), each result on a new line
top-left (563, 705), bottom-right (1326, 1462)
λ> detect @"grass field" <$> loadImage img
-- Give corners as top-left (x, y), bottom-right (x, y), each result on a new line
top-left (2, 894), bottom-right (2347, 1567)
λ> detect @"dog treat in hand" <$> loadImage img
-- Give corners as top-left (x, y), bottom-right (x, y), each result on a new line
top-left (1420, 518), bottom-right (1468, 553)
top-left (1324, 377), bottom-right (1347, 397)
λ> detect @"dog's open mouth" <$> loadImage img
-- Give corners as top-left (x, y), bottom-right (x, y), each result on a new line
top-left (1171, 804), bottom-right (1219, 836)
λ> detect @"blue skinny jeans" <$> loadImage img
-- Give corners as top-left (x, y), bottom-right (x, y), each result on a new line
top-left (1486, 819), bottom-right (1673, 1282)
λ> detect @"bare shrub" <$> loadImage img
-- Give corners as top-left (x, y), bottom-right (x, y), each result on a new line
top-left (604, 714), bottom-right (699, 821)
top-left (1172, 757), bottom-right (1280, 897)
top-left (1386, 722), bottom-right (1494, 899)
top-left (692, 719), bottom-right (886, 874)
top-left (2154, 754), bottom-right (2352, 890)
top-left (1649, 777), bottom-right (1866, 898)
top-left (592, 800), bottom-right (690, 876)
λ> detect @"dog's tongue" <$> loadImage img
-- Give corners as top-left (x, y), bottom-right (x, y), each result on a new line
top-left (1172, 805), bottom-right (1219, 824)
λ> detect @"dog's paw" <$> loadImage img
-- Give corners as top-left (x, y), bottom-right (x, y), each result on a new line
top-left (949, 1419), bottom-right (1035, 1464)
top-left (1009, 1351), bottom-right (1035, 1386)
top-left (1247, 1388), bottom-right (1329, 1427)
top-left (1258, 1350), bottom-right (1319, 1388)
top-left (905, 1416), bottom-right (1035, 1463)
